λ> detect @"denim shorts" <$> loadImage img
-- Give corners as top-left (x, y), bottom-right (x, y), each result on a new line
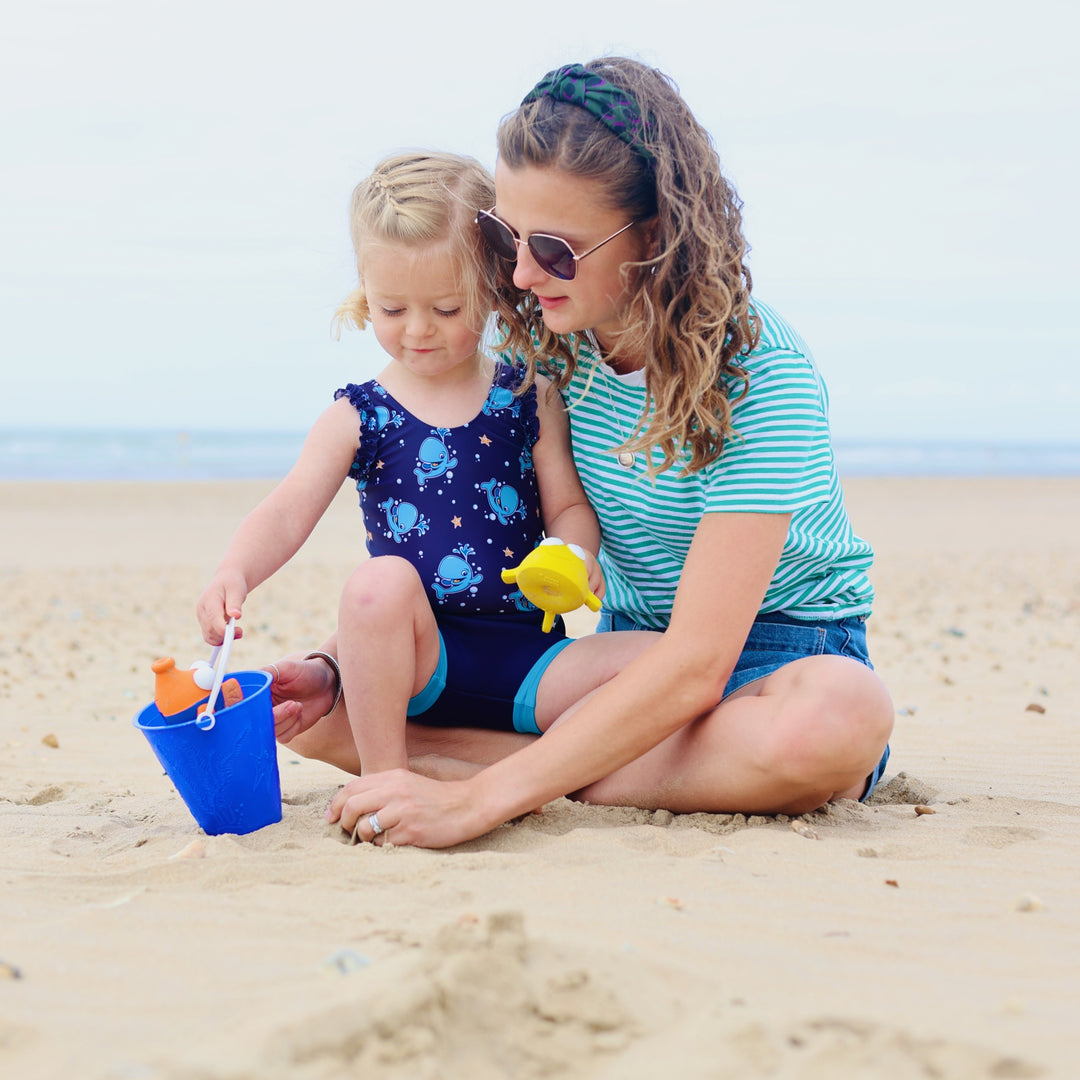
top-left (595, 608), bottom-right (890, 801)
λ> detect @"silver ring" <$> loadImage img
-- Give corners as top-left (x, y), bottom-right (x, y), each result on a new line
top-left (368, 812), bottom-right (384, 836)
top-left (267, 663), bottom-right (281, 682)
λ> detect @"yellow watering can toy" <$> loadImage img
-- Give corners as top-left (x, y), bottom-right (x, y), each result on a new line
top-left (502, 537), bottom-right (602, 632)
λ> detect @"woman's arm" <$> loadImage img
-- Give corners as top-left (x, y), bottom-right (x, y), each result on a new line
top-left (196, 398), bottom-right (359, 644)
top-left (328, 509), bottom-right (790, 844)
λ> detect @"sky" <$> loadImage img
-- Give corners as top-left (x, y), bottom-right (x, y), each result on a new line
top-left (1, 0), bottom-right (1077, 443)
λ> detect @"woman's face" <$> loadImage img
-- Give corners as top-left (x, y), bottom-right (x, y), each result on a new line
top-left (493, 161), bottom-right (649, 352)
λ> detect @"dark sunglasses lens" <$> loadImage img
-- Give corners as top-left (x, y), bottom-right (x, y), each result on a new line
top-left (477, 213), bottom-right (518, 260)
top-left (529, 236), bottom-right (576, 280)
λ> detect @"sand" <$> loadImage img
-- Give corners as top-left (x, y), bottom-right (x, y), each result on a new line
top-left (2, 476), bottom-right (1078, 1079)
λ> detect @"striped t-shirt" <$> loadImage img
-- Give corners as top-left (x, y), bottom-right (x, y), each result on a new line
top-left (500, 299), bottom-right (874, 628)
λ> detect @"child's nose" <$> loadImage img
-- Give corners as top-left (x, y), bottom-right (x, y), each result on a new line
top-left (404, 311), bottom-right (436, 338)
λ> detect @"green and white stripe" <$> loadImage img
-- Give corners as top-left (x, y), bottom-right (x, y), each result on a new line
top-left (500, 299), bottom-right (874, 628)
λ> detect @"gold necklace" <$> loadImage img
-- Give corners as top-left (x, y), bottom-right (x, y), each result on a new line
top-left (585, 331), bottom-right (638, 469)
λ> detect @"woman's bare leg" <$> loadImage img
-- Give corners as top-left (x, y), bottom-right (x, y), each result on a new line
top-left (533, 629), bottom-right (662, 730)
top-left (566, 655), bottom-right (893, 815)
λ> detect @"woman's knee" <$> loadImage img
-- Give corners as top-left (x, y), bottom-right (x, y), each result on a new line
top-left (763, 657), bottom-right (893, 778)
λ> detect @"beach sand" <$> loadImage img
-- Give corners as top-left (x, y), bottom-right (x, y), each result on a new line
top-left (2, 476), bottom-right (1078, 1079)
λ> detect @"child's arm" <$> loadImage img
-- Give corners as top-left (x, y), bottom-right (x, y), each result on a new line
top-left (530, 375), bottom-right (605, 598)
top-left (196, 398), bottom-right (360, 644)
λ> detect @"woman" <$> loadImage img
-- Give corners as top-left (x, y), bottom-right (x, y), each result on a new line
top-left (274, 57), bottom-right (893, 848)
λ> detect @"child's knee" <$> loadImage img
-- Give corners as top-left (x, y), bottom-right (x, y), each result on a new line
top-left (340, 556), bottom-right (423, 619)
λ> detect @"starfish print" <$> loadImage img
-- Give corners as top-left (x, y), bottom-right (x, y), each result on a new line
top-left (451, 516), bottom-right (462, 528)
top-left (479, 434), bottom-right (492, 446)
top-left (376, 460), bottom-right (385, 469)
top-left (503, 547), bottom-right (514, 558)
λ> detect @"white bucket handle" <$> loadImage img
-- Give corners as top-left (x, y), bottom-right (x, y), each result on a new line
top-left (195, 618), bottom-right (236, 731)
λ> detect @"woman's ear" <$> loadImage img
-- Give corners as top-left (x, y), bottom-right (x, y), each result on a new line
top-left (640, 216), bottom-right (661, 262)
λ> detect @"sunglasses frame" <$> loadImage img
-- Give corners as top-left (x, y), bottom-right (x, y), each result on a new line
top-left (476, 208), bottom-right (637, 281)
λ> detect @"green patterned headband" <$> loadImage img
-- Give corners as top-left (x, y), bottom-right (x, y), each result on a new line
top-left (522, 63), bottom-right (655, 164)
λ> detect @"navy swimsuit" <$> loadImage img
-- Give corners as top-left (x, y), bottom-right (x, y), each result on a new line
top-left (335, 364), bottom-right (573, 733)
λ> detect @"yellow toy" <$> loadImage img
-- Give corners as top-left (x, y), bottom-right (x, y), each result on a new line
top-left (501, 537), bottom-right (602, 632)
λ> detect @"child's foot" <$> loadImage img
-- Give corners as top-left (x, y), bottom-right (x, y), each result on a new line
top-left (265, 654), bottom-right (337, 743)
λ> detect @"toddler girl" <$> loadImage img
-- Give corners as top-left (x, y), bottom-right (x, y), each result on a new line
top-left (197, 151), bottom-right (656, 778)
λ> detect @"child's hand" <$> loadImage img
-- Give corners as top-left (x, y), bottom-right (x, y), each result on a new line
top-left (196, 570), bottom-right (248, 645)
top-left (582, 549), bottom-right (606, 602)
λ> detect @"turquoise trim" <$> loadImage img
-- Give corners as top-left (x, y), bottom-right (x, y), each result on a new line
top-left (406, 633), bottom-right (447, 717)
top-left (512, 637), bottom-right (575, 734)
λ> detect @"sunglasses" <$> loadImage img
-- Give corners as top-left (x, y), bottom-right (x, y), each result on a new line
top-left (476, 208), bottom-right (636, 281)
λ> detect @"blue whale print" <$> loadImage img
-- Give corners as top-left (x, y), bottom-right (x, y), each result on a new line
top-left (480, 478), bottom-right (526, 525)
top-left (432, 543), bottom-right (483, 600)
top-left (380, 497), bottom-right (430, 543)
top-left (414, 428), bottom-right (458, 488)
top-left (482, 384), bottom-right (518, 416)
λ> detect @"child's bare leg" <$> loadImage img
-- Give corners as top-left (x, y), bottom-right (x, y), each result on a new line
top-left (336, 556), bottom-right (441, 774)
top-left (270, 645), bottom-right (535, 774)
top-left (408, 754), bottom-right (486, 781)
top-left (533, 629), bottom-right (662, 731)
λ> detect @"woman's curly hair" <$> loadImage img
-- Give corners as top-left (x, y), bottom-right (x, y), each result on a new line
top-left (494, 57), bottom-right (758, 475)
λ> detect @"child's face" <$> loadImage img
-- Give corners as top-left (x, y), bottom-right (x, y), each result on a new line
top-left (362, 244), bottom-right (483, 377)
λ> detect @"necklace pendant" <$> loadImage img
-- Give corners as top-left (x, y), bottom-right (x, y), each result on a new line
top-left (616, 451), bottom-right (635, 469)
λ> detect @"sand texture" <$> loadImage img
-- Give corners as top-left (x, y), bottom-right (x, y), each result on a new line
top-left (2, 476), bottom-right (1078, 1078)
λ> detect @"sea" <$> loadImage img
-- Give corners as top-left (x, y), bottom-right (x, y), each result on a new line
top-left (2, 428), bottom-right (1080, 481)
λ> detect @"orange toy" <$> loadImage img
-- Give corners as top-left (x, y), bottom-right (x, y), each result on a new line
top-left (151, 657), bottom-right (243, 718)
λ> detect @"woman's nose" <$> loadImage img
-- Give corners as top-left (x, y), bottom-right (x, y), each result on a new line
top-left (512, 242), bottom-right (549, 291)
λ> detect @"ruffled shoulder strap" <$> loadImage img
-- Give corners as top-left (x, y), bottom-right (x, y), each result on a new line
top-left (492, 360), bottom-right (540, 451)
top-left (333, 381), bottom-right (383, 482)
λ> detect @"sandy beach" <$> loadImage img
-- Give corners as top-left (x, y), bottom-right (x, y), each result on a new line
top-left (2, 475), bottom-right (1078, 1079)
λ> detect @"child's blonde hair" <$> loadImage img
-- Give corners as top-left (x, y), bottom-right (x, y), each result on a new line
top-left (336, 151), bottom-right (497, 334)
top-left (494, 58), bottom-right (759, 475)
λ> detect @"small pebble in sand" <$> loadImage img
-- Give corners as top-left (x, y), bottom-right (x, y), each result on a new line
top-left (320, 948), bottom-right (370, 975)
top-left (0, 959), bottom-right (22, 980)
top-left (41, 733), bottom-right (59, 748)
top-left (169, 838), bottom-right (207, 860)
top-left (914, 805), bottom-right (936, 815)
top-left (1013, 894), bottom-right (1044, 913)
top-left (1025, 703), bottom-right (1046, 714)
top-left (791, 820), bottom-right (819, 840)
top-left (658, 896), bottom-right (685, 910)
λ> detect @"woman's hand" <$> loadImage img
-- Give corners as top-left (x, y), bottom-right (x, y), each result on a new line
top-left (327, 770), bottom-right (491, 849)
top-left (264, 654), bottom-right (337, 743)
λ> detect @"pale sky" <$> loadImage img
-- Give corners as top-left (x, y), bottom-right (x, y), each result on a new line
top-left (2, 0), bottom-right (1076, 442)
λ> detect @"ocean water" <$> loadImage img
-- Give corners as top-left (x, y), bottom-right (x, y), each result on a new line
top-left (2, 428), bottom-right (1080, 481)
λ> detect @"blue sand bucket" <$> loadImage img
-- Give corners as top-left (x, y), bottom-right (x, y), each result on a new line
top-left (134, 629), bottom-right (282, 835)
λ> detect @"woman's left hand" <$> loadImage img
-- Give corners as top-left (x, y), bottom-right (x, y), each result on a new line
top-left (327, 770), bottom-right (490, 849)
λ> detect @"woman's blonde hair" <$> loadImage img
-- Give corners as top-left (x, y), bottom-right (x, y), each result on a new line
top-left (336, 151), bottom-right (497, 336)
top-left (494, 57), bottom-right (758, 475)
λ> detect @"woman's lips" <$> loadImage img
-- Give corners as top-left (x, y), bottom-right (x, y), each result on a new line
top-left (535, 294), bottom-right (567, 310)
